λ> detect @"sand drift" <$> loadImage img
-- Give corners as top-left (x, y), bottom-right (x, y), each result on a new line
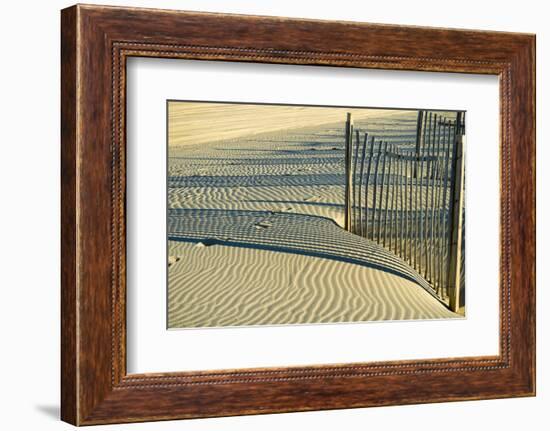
top-left (167, 106), bottom-right (459, 328)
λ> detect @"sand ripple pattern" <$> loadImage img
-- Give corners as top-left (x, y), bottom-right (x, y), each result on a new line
top-left (168, 240), bottom-right (456, 328)
top-left (167, 108), bottom-right (458, 328)
top-left (168, 209), bottom-right (456, 328)
top-left (169, 209), bottom-right (433, 292)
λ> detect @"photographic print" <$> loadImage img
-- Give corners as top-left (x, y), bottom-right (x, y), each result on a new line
top-left (60, 7), bottom-right (536, 423)
top-left (167, 101), bottom-right (466, 329)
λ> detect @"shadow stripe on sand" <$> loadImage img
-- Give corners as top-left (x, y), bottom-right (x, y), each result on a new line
top-left (168, 208), bottom-right (442, 302)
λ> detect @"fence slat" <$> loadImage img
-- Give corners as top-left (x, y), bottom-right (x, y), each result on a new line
top-left (408, 151), bottom-right (414, 266)
top-left (377, 142), bottom-right (388, 243)
top-left (371, 140), bottom-right (383, 241)
top-left (364, 135), bottom-right (375, 238)
top-left (398, 152), bottom-right (405, 257)
top-left (432, 118), bottom-right (444, 292)
top-left (390, 148), bottom-right (399, 252)
top-left (352, 129), bottom-right (362, 232)
top-left (383, 145), bottom-right (393, 247)
top-left (344, 113), bottom-right (353, 231)
top-left (425, 113), bottom-right (437, 280)
top-left (447, 117), bottom-right (465, 312)
top-left (357, 132), bottom-right (368, 236)
top-left (427, 114), bottom-right (440, 285)
top-left (418, 113), bottom-right (429, 275)
top-left (407, 152), bottom-right (413, 262)
top-left (413, 111), bottom-right (424, 178)
top-left (343, 111), bottom-right (463, 311)
top-left (439, 122), bottom-right (452, 296)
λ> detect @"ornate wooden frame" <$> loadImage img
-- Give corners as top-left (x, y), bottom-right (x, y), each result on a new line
top-left (61, 4), bottom-right (536, 425)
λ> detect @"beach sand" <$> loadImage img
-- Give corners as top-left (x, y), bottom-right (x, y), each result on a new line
top-left (167, 103), bottom-right (459, 328)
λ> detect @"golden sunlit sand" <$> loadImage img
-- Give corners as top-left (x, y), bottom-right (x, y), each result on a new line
top-left (167, 102), bottom-right (459, 328)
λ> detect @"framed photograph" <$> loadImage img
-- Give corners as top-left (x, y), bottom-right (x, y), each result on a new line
top-left (165, 101), bottom-right (466, 330)
top-left (61, 4), bottom-right (535, 425)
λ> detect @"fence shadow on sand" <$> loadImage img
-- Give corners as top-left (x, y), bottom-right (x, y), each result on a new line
top-left (168, 208), bottom-right (443, 301)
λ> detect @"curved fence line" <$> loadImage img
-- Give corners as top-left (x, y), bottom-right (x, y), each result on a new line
top-left (344, 111), bottom-right (465, 311)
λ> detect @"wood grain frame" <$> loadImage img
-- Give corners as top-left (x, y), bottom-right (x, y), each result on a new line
top-left (61, 4), bottom-right (536, 426)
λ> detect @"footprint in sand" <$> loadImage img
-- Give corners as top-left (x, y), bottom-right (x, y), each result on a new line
top-left (254, 221), bottom-right (273, 230)
top-left (168, 256), bottom-right (181, 267)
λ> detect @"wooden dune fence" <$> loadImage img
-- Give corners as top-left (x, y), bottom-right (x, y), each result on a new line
top-left (344, 111), bottom-right (465, 311)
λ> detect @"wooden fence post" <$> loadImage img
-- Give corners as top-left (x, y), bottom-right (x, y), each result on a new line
top-left (357, 132), bottom-right (368, 236)
top-left (341, 110), bottom-right (464, 312)
top-left (344, 113), bottom-right (353, 231)
top-left (364, 136), bottom-right (375, 238)
top-left (413, 110), bottom-right (424, 178)
top-left (447, 120), bottom-right (465, 312)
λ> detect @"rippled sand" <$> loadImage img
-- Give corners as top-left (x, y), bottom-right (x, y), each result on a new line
top-left (168, 102), bottom-right (402, 147)
top-left (167, 104), bottom-right (459, 328)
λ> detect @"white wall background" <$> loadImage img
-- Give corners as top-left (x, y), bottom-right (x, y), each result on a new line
top-left (0, 0), bottom-right (546, 429)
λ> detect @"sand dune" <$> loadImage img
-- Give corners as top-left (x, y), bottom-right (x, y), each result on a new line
top-left (167, 106), bottom-right (460, 328)
top-left (168, 101), bottom-right (415, 146)
top-left (168, 241), bottom-right (455, 328)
